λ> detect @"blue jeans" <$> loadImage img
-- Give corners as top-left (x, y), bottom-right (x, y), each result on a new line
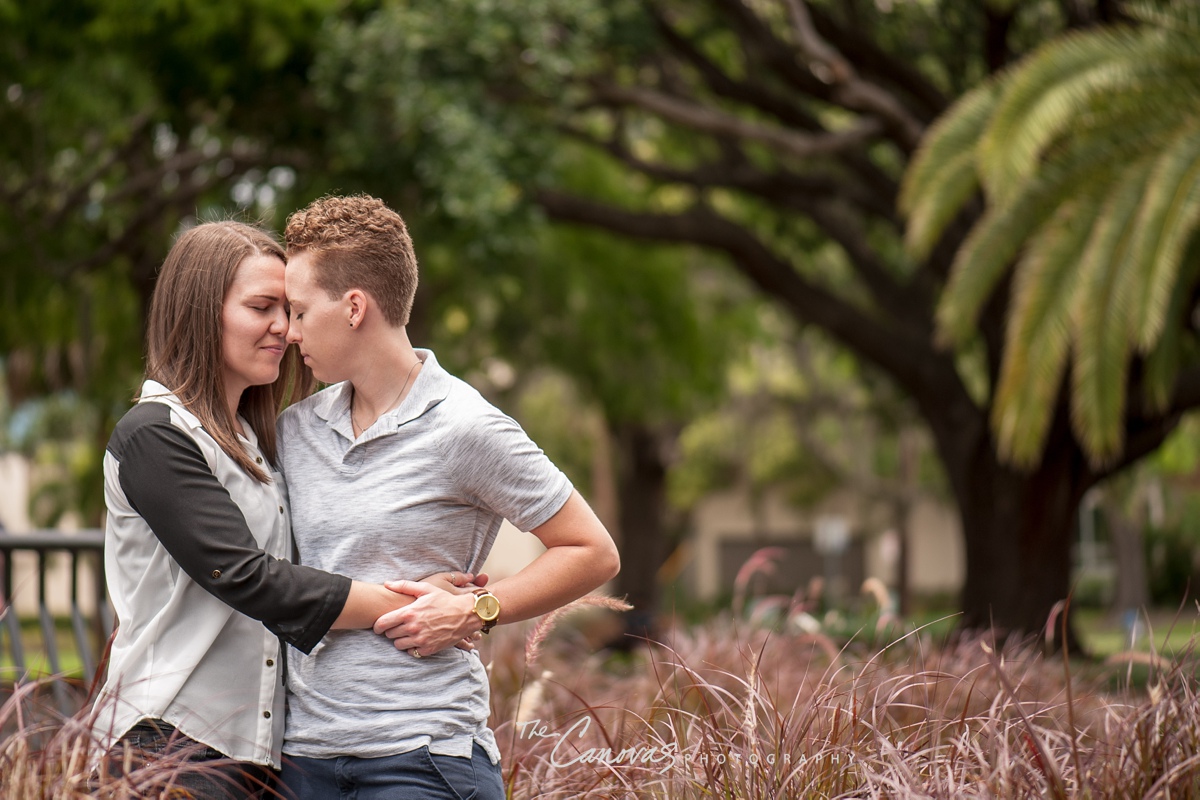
top-left (104, 719), bottom-right (278, 799)
top-left (281, 743), bottom-right (504, 800)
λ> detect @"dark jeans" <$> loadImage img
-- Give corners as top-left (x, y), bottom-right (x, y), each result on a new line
top-left (281, 743), bottom-right (504, 800)
top-left (104, 719), bottom-right (279, 799)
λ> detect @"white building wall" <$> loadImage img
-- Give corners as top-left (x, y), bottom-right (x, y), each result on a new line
top-left (687, 486), bottom-right (963, 601)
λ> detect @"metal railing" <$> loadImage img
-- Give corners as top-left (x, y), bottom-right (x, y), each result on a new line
top-left (0, 529), bottom-right (110, 713)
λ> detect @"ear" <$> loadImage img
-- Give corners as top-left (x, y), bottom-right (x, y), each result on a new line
top-left (345, 289), bottom-right (368, 328)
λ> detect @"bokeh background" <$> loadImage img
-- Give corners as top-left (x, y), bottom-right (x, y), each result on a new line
top-left (3, 0), bottom-right (1200, 660)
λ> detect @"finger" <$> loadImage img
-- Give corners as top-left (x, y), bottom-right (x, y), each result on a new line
top-left (382, 627), bottom-right (404, 640)
top-left (373, 609), bottom-right (410, 635)
top-left (391, 636), bottom-right (420, 652)
top-left (473, 572), bottom-right (489, 587)
top-left (449, 571), bottom-right (476, 587)
top-left (384, 579), bottom-right (434, 597)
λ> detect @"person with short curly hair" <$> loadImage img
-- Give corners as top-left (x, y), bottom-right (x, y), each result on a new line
top-left (276, 195), bottom-right (620, 800)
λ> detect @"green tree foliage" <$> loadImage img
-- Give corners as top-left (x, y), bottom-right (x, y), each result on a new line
top-left (0, 0), bottom-right (332, 522)
top-left (305, 0), bottom-right (1176, 642)
top-left (903, 2), bottom-right (1200, 469)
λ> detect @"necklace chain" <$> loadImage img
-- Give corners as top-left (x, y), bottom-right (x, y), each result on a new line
top-left (351, 358), bottom-right (422, 437)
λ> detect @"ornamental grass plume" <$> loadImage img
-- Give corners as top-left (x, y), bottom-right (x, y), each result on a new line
top-left (5, 612), bottom-right (1200, 798)
top-left (485, 616), bottom-right (1200, 798)
top-left (0, 678), bottom-right (286, 799)
top-left (524, 594), bottom-right (633, 666)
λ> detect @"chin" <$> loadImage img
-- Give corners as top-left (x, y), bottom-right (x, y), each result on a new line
top-left (254, 368), bottom-right (283, 387)
top-left (310, 365), bottom-right (343, 384)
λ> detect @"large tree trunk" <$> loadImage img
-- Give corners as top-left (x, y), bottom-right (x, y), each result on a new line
top-left (926, 398), bottom-right (1095, 651)
top-left (611, 420), bottom-right (669, 648)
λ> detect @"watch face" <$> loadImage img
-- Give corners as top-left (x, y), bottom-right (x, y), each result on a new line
top-left (475, 593), bottom-right (501, 621)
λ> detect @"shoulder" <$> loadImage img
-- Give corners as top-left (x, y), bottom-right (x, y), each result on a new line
top-left (433, 376), bottom-right (515, 439)
top-left (106, 401), bottom-right (202, 464)
top-left (108, 402), bottom-right (180, 452)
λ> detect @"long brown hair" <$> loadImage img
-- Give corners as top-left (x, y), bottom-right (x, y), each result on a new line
top-left (144, 221), bottom-right (313, 483)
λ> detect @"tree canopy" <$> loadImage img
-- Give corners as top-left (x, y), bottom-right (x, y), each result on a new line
top-left (302, 0), bottom-right (1185, 640)
top-left (3, 0), bottom-right (1192, 640)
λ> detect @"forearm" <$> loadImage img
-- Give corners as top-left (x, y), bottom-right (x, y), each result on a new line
top-left (482, 542), bottom-right (617, 625)
top-left (480, 491), bottom-right (619, 627)
top-left (332, 580), bottom-right (416, 629)
top-left (373, 492), bottom-right (619, 653)
top-left (331, 570), bottom-right (480, 629)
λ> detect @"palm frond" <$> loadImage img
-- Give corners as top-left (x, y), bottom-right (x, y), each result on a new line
top-left (1128, 124), bottom-right (1200, 350)
top-left (1123, 0), bottom-right (1200, 32)
top-left (1142, 235), bottom-right (1200, 413)
top-left (899, 83), bottom-right (999, 262)
top-left (935, 137), bottom-right (1125, 347)
top-left (977, 27), bottom-right (1165, 202)
top-left (1068, 157), bottom-right (1155, 466)
top-left (992, 190), bottom-right (1105, 466)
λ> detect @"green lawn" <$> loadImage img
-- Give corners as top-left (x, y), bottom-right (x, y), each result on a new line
top-left (0, 618), bottom-right (91, 681)
top-left (1077, 606), bottom-right (1200, 658)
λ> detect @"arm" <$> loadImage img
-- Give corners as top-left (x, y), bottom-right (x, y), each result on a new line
top-left (114, 411), bottom-right (476, 651)
top-left (373, 490), bottom-right (619, 654)
top-left (333, 571), bottom-right (485, 629)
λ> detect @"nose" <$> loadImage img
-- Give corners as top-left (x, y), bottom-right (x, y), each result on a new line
top-left (285, 319), bottom-right (300, 344)
top-left (269, 307), bottom-right (289, 336)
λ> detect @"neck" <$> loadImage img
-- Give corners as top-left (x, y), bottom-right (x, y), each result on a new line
top-left (225, 381), bottom-right (247, 435)
top-left (348, 328), bottom-right (422, 420)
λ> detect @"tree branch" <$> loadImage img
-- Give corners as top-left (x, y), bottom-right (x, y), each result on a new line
top-left (558, 124), bottom-right (934, 328)
top-left (781, 0), bottom-right (925, 148)
top-left (591, 82), bottom-right (883, 160)
top-left (561, 122), bottom-right (897, 221)
top-left (648, 8), bottom-right (901, 199)
top-left (44, 112), bottom-right (155, 230)
top-left (652, 7), bottom-right (824, 134)
top-left (60, 149), bottom-right (268, 278)
top-left (535, 189), bottom-right (952, 402)
top-left (807, 6), bottom-right (948, 117)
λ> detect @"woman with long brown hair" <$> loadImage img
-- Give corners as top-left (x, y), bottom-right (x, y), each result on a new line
top-left (90, 220), bottom-right (472, 799)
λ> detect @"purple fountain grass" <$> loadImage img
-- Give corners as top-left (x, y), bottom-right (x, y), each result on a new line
top-left (483, 618), bottom-right (1200, 798)
top-left (524, 594), bottom-right (633, 667)
top-left (732, 546), bottom-right (785, 620)
top-left (4, 613), bottom-right (1199, 797)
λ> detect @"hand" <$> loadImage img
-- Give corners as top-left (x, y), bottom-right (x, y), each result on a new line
top-left (455, 631), bottom-right (486, 652)
top-left (416, 570), bottom-right (490, 595)
top-left (374, 580), bottom-right (483, 656)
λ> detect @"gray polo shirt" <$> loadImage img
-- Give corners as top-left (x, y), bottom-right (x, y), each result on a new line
top-left (276, 349), bottom-right (573, 762)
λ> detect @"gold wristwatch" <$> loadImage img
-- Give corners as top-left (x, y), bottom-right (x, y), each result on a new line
top-left (471, 588), bottom-right (501, 633)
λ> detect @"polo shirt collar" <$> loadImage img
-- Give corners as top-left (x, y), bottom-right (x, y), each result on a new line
top-left (313, 349), bottom-right (451, 441)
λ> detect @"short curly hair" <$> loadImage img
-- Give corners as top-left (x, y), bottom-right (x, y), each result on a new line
top-left (284, 194), bottom-right (418, 327)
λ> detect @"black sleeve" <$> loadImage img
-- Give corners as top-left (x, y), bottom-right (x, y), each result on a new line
top-left (108, 403), bottom-right (351, 654)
